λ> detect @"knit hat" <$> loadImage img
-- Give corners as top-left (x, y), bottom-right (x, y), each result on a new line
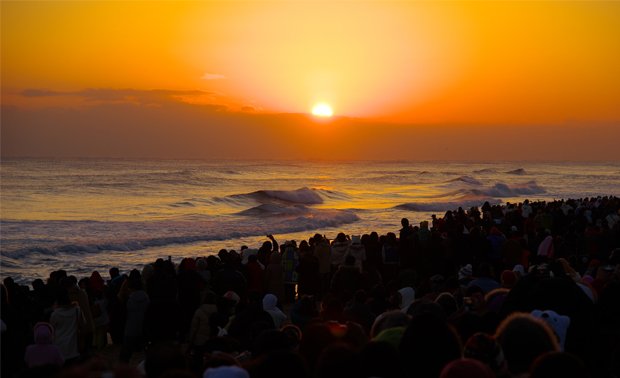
top-left (463, 332), bottom-right (509, 376)
top-left (512, 264), bottom-right (525, 276)
top-left (440, 358), bottom-right (495, 378)
top-left (33, 322), bottom-right (54, 344)
top-left (224, 291), bottom-right (240, 303)
top-left (459, 264), bottom-right (473, 280)
top-left (203, 366), bottom-right (249, 378)
top-left (501, 270), bottom-right (518, 287)
top-left (531, 310), bottom-right (570, 351)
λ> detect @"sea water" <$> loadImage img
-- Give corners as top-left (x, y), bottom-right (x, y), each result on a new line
top-left (1, 158), bottom-right (619, 284)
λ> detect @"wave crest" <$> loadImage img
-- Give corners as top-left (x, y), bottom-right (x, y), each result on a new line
top-left (396, 198), bottom-right (502, 212)
top-left (482, 181), bottom-right (545, 197)
top-left (237, 204), bottom-right (311, 216)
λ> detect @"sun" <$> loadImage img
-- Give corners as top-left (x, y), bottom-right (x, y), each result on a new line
top-left (312, 104), bottom-right (332, 117)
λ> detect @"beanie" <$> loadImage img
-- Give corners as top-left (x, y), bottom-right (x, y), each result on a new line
top-left (459, 264), bottom-right (473, 280)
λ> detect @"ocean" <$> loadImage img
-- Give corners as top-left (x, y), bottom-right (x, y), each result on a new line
top-left (1, 158), bottom-right (619, 284)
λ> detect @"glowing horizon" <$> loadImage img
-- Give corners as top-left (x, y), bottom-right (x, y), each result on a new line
top-left (1, 1), bottom-right (619, 160)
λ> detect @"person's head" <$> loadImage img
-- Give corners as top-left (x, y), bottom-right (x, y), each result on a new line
top-left (33, 322), bottom-right (55, 345)
top-left (298, 323), bottom-right (337, 373)
top-left (55, 287), bottom-right (71, 306)
top-left (494, 313), bottom-right (559, 376)
top-left (59, 277), bottom-right (75, 289)
top-left (354, 290), bottom-right (366, 304)
top-left (370, 284), bottom-right (386, 300)
top-left (345, 255), bottom-right (356, 266)
top-left (315, 343), bottom-right (364, 378)
top-left (196, 258), bottom-right (207, 271)
top-left (402, 218), bottom-right (410, 227)
top-left (336, 233), bottom-right (347, 243)
top-left (439, 358), bottom-right (495, 378)
top-left (529, 352), bottom-right (590, 378)
top-left (281, 324), bottom-right (302, 343)
top-left (203, 291), bottom-right (216, 305)
top-left (435, 293), bottom-right (458, 317)
top-left (109, 267), bottom-right (120, 278)
top-left (399, 312), bottom-right (462, 378)
top-left (254, 350), bottom-right (308, 378)
top-left (248, 290), bottom-right (263, 305)
top-left (430, 275), bottom-right (446, 293)
top-left (128, 279), bottom-right (143, 292)
top-left (370, 310), bottom-right (411, 338)
top-left (478, 262), bottom-right (493, 278)
top-left (463, 332), bottom-right (508, 376)
top-left (360, 341), bottom-right (402, 378)
top-left (144, 342), bottom-right (189, 378)
top-left (386, 232), bottom-right (396, 245)
top-left (129, 268), bottom-right (141, 282)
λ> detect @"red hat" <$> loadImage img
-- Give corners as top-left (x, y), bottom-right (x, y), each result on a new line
top-left (589, 259), bottom-right (601, 268)
top-left (501, 270), bottom-right (518, 287)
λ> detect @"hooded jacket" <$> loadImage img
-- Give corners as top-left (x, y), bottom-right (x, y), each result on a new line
top-left (487, 227), bottom-right (505, 259)
top-left (189, 303), bottom-right (217, 346)
top-left (537, 235), bottom-right (555, 258)
top-left (125, 290), bottom-right (150, 337)
top-left (262, 294), bottom-right (287, 329)
top-left (345, 243), bottom-right (366, 270)
top-left (313, 239), bottom-right (332, 274)
top-left (398, 287), bottom-right (416, 313)
top-left (24, 322), bottom-right (65, 367)
top-left (50, 304), bottom-right (85, 360)
top-left (66, 283), bottom-right (94, 333)
top-left (264, 251), bottom-right (285, 302)
top-left (331, 240), bottom-right (350, 266)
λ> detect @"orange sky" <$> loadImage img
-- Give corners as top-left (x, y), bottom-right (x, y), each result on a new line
top-left (2, 1), bottom-right (619, 160)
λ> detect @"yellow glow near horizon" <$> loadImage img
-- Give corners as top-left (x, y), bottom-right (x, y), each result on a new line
top-left (1, 1), bottom-right (619, 124)
top-left (312, 105), bottom-right (332, 117)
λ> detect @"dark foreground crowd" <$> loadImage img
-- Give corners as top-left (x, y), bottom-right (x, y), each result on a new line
top-left (2, 196), bottom-right (620, 378)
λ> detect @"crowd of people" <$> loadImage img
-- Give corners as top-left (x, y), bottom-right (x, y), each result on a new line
top-left (1, 196), bottom-right (620, 378)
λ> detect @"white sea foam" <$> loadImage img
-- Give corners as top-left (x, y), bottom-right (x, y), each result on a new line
top-left (481, 181), bottom-right (546, 197)
top-left (0, 210), bottom-right (359, 259)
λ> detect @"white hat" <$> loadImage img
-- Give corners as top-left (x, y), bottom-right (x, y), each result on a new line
top-left (459, 264), bottom-right (473, 280)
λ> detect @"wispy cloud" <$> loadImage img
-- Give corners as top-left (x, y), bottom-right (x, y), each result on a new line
top-left (20, 88), bottom-right (217, 104)
top-left (241, 105), bottom-right (257, 112)
top-left (201, 73), bottom-right (227, 80)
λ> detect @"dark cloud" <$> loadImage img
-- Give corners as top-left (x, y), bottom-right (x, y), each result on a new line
top-left (2, 101), bottom-right (619, 161)
top-left (19, 88), bottom-right (218, 104)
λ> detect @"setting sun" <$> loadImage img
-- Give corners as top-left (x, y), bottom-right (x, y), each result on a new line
top-left (312, 104), bottom-right (332, 117)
